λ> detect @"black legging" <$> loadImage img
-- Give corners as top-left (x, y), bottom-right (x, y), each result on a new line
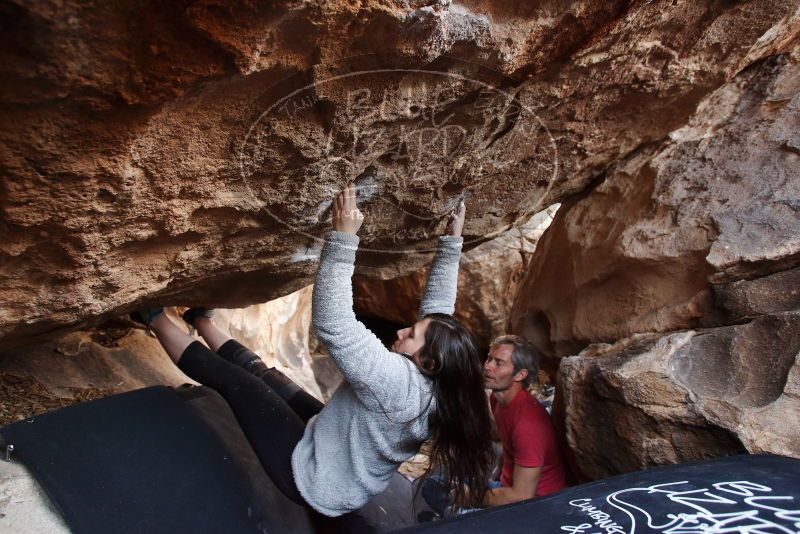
top-left (214, 339), bottom-right (324, 423)
top-left (177, 339), bottom-right (324, 506)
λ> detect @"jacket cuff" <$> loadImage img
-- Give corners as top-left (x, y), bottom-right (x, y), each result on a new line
top-left (322, 231), bottom-right (360, 264)
top-left (436, 235), bottom-right (463, 260)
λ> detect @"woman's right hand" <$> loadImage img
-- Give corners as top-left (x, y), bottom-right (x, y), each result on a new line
top-left (332, 182), bottom-right (364, 235)
top-left (445, 200), bottom-right (466, 237)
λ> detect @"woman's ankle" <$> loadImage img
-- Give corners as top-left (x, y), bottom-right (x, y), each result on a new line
top-left (194, 315), bottom-right (213, 326)
top-left (193, 315), bottom-right (219, 340)
top-left (148, 311), bottom-right (170, 330)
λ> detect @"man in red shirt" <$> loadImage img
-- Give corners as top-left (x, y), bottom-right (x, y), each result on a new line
top-left (482, 335), bottom-right (567, 506)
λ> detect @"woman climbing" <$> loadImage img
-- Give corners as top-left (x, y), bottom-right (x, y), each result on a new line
top-left (137, 183), bottom-right (494, 517)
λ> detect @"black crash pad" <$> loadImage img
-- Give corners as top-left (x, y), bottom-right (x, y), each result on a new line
top-left (399, 454), bottom-right (800, 533)
top-left (8, 384), bottom-right (794, 534)
top-left (0, 385), bottom-right (313, 533)
top-left (0, 385), bottom-right (427, 534)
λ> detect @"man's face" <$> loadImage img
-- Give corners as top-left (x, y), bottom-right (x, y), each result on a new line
top-left (483, 343), bottom-right (525, 391)
top-left (391, 318), bottom-right (431, 363)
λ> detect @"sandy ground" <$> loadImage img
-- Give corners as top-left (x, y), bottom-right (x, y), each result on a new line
top-left (0, 459), bottom-right (70, 534)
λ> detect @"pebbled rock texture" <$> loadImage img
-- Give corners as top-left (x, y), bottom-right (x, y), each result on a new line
top-left (2, 0), bottom-right (797, 348)
top-left (512, 27), bottom-right (800, 358)
top-left (517, 13), bottom-right (800, 473)
top-left (559, 311), bottom-right (800, 479)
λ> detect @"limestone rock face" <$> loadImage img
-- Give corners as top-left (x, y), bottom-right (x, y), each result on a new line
top-left (516, 21), bottom-right (800, 474)
top-left (512, 32), bottom-right (800, 357)
top-left (559, 311), bottom-right (800, 479)
top-left (0, 289), bottom-right (341, 418)
top-left (2, 0), bottom-right (796, 349)
top-left (0, 327), bottom-right (192, 402)
top-left (353, 205), bottom-right (557, 348)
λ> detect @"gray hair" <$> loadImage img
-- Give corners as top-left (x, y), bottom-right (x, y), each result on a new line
top-left (490, 335), bottom-right (539, 387)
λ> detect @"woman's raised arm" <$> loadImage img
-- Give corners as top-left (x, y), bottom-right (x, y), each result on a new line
top-left (311, 183), bottom-right (415, 411)
top-left (419, 200), bottom-right (465, 318)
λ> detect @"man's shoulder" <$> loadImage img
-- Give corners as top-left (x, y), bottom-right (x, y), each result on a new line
top-left (512, 390), bottom-right (553, 427)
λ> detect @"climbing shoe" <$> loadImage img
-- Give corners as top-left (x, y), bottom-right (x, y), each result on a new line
top-left (129, 307), bottom-right (164, 327)
top-left (181, 307), bottom-right (215, 328)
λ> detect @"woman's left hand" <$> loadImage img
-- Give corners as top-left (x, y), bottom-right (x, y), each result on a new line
top-left (445, 200), bottom-right (466, 237)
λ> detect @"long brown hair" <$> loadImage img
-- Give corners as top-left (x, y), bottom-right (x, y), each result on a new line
top-left (417, 313), bottom-right (494, 510)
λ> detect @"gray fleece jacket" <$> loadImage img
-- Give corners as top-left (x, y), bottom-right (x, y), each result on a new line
top-left (290, 230), bottom-right (463, 517)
